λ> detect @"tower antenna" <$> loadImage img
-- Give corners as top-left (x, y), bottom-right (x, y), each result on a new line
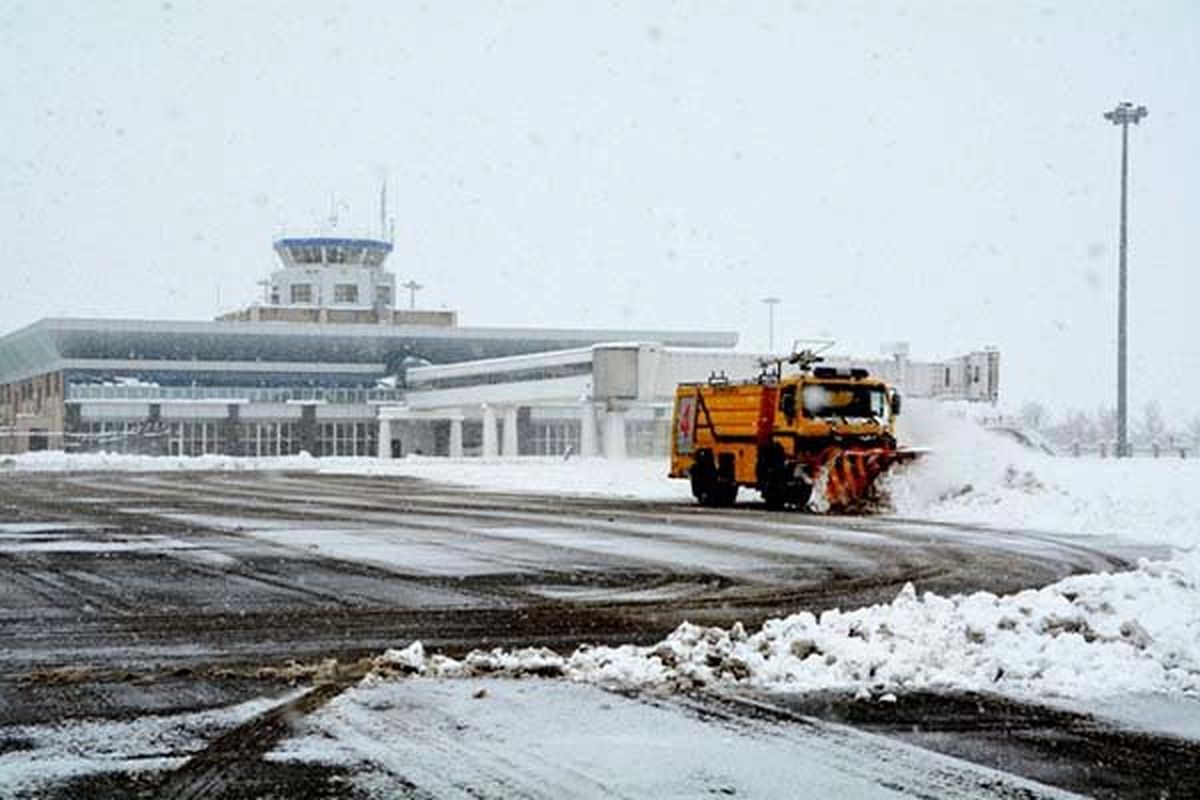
top-left (379, 180), bottom-right (388, 241)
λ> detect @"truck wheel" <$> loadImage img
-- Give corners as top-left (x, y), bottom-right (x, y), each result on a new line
top-left (690, 453), bottom-right (717, 505)
top-left (763, 480), bottom-right (811, 511)
top-left (713, 482), bottom-right (738, 507)
top-left (762, 483), bottom-right (787, 510)
top-left (789, 481), bottom-right (813, 510)
top-left (695, 479), bottom-right (736, 507)
top-left (692, 474), bottom-right (737, 507)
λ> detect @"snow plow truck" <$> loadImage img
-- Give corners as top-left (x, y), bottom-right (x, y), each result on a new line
top-left (669, 351), bottom-right (916, 512)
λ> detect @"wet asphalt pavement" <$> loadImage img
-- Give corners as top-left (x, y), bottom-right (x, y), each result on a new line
top-left (0, 470), bottom-right (1195, 798)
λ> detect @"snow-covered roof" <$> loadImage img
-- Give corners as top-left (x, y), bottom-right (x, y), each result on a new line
top-left (0, 317), bottom-right (738, 385)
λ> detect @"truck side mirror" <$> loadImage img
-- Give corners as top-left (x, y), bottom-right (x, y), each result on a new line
top-left (890, 390), bottom-right (902, 416)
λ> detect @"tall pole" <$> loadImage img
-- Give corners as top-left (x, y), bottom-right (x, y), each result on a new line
top-left (1118, 121), bottom-right (1129, 458)
top-left (762, 296), bottom-right (781, 352)
top-left (401, 279), bottom-right (423, 310)
top-left (1103, 101), bottom-right (1147, 458)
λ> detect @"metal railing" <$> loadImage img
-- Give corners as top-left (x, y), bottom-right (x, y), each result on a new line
top-left (66, 385), bottom-right (405, 404)
top-left (1065, 442), bottom-right (1190, 459)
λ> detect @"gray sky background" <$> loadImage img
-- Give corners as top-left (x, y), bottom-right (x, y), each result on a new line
top-left (2, 1), bottom-right (1197, 421)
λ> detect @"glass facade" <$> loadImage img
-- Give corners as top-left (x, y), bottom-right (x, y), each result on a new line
top-left (414, 361), bottom-right (592, 391)
top-left (167, 421), bottom-right (224, 457)
top-left (529, 420), bottom-right (580, 456)
top-left (315, 421), bottom-right (377, 457)
top-left (69, 422), bottom-right (147, 454)
top-left (244, 422), bottom-right (299, 456)
top-left (626, 419), bottom-right (669, 457)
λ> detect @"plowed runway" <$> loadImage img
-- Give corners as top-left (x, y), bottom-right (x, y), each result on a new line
top-left (0, 471), bottom-right (1192, 798)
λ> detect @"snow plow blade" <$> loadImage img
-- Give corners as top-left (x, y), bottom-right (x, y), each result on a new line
top-left (816, 447), bottom-right (921, 513)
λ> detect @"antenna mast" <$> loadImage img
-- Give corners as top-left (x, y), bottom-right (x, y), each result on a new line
top-left (379, 180), bottom-right (388, 241)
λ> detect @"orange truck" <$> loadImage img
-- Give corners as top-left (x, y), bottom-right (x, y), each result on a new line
top-left (668, 352), bottom-right (914, 511)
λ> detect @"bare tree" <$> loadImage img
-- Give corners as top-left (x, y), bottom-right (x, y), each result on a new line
top-left (1095, 406), bottom-right (1117, 442)
top-left (1188, 416), bottom-right (1200, 448)
top-left (1019, 401), bottom-right (1048, 431)
top-left (1060, 409), bottom-right (1095, 446)
top-left (1140, 401), bottom-right (1165, 445)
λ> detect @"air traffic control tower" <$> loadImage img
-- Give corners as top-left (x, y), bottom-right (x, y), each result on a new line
top-left (219, 236), bottom-right (455, 327)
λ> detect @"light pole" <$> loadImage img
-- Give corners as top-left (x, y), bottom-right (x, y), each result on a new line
top-left (1103, 101), bottom-right (1147, 458)
top-left (401, 280), bottom-right (424, 310)
top-left (762, 296), bottom-right (781, 352)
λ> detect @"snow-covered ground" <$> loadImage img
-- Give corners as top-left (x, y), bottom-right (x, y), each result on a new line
top-left (0, 450), bottom-right (692, 501)
top-left (266, 678), bottom-right (1068, 799)
top-left (4, 405), bottom-right (1199, 710)
top-left (344, 405), bottom-right (1197, 707)
top-left (0, 693), bottom-right (301, 793)
top-left (889, 401), bottom-right (1200, 550)
top-left (4, 402), bottom-right (1198, 549)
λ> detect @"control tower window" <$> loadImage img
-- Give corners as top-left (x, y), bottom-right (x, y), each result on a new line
top-left (289, 246), bottom-right (322, 264)
top-left (364, 250), bottom-right (385, 267)
top-left (334, 283), bottom-right (359, 304)
top-left (375, 286), bottom-right (392, 306)
top-left (290, 283), bottom-right (313, 304)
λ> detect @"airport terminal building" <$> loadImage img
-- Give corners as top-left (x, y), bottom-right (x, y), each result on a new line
top-left (0, 234), bottom-right (998, 458)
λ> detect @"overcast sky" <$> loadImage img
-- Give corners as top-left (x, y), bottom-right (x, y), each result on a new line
top-left (2, 1), bottom-right (1197, 420)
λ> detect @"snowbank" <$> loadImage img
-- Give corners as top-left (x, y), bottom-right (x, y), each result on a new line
top-left (373, 551), bottom-right (1200, 702)
top-left (887, 401), bottom-right (1200, 549)
top-left (0, 451), bottom-right (692, 501)
top-left (0, 450), bottom-right (321, 474)
top-left (317, 455), bottom-right (691, 501)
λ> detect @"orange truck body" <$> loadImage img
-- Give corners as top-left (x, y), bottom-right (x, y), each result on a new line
top-left (669, 367), bottom-right (911, 510)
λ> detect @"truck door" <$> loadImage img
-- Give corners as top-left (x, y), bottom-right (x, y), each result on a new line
top-left (674, 393), bottom-right (697, 455)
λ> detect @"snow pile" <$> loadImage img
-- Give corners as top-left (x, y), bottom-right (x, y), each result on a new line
top-left (1, 451), bottom-right (692, 501)
top-left (887, 401), bottom-right (1200, 548)
top-left (372, 552), bottom-right (1200, 701)
top-left (317, 456), bottom-right (691, 501)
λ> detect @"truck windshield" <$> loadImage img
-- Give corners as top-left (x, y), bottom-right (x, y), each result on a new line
top-left (802, 383), bottom-right (887, 420)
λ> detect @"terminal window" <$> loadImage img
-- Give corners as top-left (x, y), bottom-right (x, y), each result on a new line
top-left (290, 283), bottom-right (313, 304)
top-left (334, 283), bottom-right (359, 303)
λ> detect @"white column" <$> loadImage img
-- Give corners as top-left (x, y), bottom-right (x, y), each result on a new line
top-left (481, 404), bottom-right (498, 458)
top-left (602, 409), bottom-right (627, 459)
top-left (579, 401), bottom-right (598, 457)
top-left (449, 416), bottom-right (464, 458)
top-left (378, 417), bottom-right (392, 459)
top-left (502, 406), bottom-right (519, 456)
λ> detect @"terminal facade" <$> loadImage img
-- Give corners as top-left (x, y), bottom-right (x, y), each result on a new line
top-left (386, 342), bottom-right (999, 459)
top-left (0, 234), bottom-right (998, 459)
top-left (0, 234), bottom-right (733, 457)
